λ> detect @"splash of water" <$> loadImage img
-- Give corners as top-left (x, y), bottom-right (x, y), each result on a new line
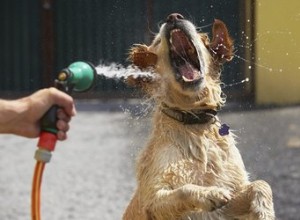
top-left (95, 63), bottom-right (158, 80)
top-left (234, 30), bottom-right (298, 73)
top-left (95, 62), bottom-right (249, 89)
top-left (95, 63), bottom-right (157, 118)
top-left (234, 54), bottom-right (275, 73)
top-left (222, 77), bottom-right (249, 88)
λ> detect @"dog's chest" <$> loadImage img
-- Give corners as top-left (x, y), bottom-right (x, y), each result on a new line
top-left (162, 157), bottom-right (217, 187)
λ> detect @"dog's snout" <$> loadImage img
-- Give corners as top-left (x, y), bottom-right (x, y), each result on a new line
top-left (166, 13), bottom-right (184, 23)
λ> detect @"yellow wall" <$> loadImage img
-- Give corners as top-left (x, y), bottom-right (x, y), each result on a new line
top-left (256, 0), bottom-right (300, 104)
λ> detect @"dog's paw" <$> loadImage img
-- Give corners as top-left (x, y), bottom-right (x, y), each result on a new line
top-left (180, 184), bottom-right (231, 212)
top-left (202, 187), bottom-right (231, 211)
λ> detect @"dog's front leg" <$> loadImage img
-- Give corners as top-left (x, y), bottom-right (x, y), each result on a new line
top-left (221, 180), bottom-right (275, 220)
top-left (149, 184), bottom-right (231, 219)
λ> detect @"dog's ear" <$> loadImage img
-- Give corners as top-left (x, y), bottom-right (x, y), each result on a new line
top-left (210, 19), bottom-right (234, 63)
top-left (126, 44), bottom-right (158, 93)
top-left (128, 44), bottom-right (157, 69)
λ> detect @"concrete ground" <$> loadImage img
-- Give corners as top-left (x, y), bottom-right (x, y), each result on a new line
top-left (0, 100), bottom-right (299, 220)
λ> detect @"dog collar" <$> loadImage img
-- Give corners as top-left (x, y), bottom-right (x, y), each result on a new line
top-left (161, 103), bottom-right (217, 125)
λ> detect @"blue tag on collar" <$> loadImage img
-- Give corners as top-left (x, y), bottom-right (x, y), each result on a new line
top-left (219, 123), bottom-right (230, 136)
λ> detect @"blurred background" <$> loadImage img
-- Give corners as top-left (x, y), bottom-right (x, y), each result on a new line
top-left (1, 0), bottom-right (299, 104)
top-left (0, 0), bottom-right (299, 220)
top-left (0, 0), bottom-right (252, 101)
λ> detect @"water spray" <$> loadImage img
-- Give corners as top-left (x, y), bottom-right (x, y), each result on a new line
top-left (95, 63), bottom-right (158, 80)
top-left (222, 77), bottom-right (249, 88)
top-left (31, 61), bottom-right (96, 220)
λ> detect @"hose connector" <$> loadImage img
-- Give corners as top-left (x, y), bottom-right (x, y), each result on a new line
top-left (34, 149), bottom-right (52, 163)
top-left (37, 131), bottom-right (57, 152)
top-left (35, 131), bottom-right (57, 163)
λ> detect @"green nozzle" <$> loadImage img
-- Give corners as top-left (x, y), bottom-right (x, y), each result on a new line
top-left (63, 61), bottom-right (96, 92)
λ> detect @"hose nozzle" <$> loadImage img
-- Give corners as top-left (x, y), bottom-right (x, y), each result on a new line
top-left (39, 61), bottom-right (97, 147)
top-left (58, 61), bottom-right (97, 92)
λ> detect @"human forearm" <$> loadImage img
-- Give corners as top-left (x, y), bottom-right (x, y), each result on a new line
top-left (0, 98), bottom-right (28, 134)
top-left (0, 88), bottom-right (75, 139)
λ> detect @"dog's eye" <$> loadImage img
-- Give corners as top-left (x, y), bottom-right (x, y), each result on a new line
top-left (153, 38), bottom-right (161, 47)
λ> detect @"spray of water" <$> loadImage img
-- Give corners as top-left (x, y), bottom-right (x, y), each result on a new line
top-left (95, 62), bottom-right (250, 89)
top-left (222, 77), bottom-right (249, 88)
top-left (95, 63), bottom-right (158, 80)
top-left (234, 54), bottom-right (276, 73)
top-left (95, 63), bottom-right (157, 118)
top-left (96, 29), bottom-right (288, 89)
top-left (234, 30), bottom-right (296, 73)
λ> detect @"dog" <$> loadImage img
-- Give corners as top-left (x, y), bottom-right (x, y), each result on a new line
top-left (123, 13), bottom-right (275, 220)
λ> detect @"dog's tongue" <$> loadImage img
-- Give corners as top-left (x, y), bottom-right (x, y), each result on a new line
top-left (178, 64), bottom-right (200, 82)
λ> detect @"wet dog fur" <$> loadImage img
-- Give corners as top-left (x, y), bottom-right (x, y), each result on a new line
top-left (123, 13), bottom-right (275, 220)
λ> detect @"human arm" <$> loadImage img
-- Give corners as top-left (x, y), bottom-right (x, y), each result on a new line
top-left (0, 88), bottom-right (76, 140)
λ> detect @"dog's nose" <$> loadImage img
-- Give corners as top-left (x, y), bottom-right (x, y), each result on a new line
top-left (166, 13), bottom-right (184, 23)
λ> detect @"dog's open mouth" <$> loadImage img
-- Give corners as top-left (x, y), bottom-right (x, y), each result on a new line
top-left (169, 29), bottom-right (201, 83)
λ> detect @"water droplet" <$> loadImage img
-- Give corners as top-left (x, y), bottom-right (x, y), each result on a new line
top-left (269, 68), bottom-right (273, 72)
top-left (279, 69), bottom-right (283, 72)
top-left (248, 66), bottom-right (252, 69)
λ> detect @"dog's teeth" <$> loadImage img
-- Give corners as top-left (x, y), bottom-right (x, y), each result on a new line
top-left (181, 70), bottom-right (201, 82)
top-left (171, 29), bottom-right (181, 35)
top-left (182, 75), bottom-right (193, 82)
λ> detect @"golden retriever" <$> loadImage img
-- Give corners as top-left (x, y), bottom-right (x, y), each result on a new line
top-left (123, 13), bottom-right (275, 220)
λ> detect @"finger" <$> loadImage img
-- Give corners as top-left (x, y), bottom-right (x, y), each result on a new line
top-left (57, 130), bottom-right (67, 141)
top-left (57, 108), bottom-right (71, 122)
top-left (48, 88), bottom-right (77, 116)
top-left (56, 119), bottom-right (70, 132)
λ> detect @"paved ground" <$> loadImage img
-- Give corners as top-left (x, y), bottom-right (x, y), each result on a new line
top-left (0, 100), bottom-right (299, 220)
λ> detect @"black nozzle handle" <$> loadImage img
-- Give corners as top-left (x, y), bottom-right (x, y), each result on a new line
top-left (40, 105), bottom-right (58, 134)
top-left (40, 80), bottom-right (68, 134)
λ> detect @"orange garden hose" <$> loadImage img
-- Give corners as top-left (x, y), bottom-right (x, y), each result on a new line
top-left (31, 132), bottom-right (57, 220)
top-left (31, 161), bottom-right (45, 220)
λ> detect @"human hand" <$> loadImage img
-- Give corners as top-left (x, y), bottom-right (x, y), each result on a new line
top-left (0, 88), bottom-right (76, 140)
